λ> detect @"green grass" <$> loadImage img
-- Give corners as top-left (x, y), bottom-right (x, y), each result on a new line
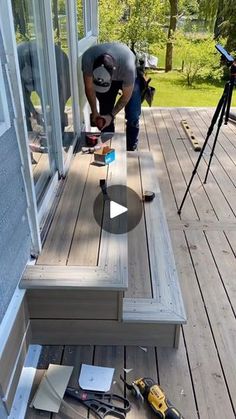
top-left (32, 68), bottom-right (235, 109)
top-left (144, 71), bottom-right (236, 107)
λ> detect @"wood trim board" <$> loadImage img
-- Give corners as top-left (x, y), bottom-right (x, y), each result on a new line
top-left (0, 299), bottom-right (29, 397)
top-left (138, 152), bottom-right (186, 322)
top-left (2, 324), bottom-right (31, 414)
top-left (30, 319), bottom-right (178, 347)
top-left (27, 289), bottom-right (122, 319)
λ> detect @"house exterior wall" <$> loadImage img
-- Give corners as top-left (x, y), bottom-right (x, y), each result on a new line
top-left (0, 29), bottom-right (31, 323)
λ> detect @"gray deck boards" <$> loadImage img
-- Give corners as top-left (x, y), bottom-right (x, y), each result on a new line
top-left (26, 108), bottom-right (236, 419)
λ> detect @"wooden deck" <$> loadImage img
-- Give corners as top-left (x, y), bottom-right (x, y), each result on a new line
top-left (25, 107), bottom-right (236, 418)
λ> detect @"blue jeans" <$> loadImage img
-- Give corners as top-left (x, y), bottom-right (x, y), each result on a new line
top-left (96, 78), bottom-right (141, 150)
top-left (125, 77), bottom-right (141, 149)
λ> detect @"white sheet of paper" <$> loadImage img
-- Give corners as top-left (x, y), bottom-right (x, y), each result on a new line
top-left (79, 364), bottom-right (114, 392)
top-left (31, 364), bottom-right (73, 413)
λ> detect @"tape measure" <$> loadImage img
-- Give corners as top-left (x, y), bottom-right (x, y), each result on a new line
top-left (143, 191), bottom-right (155, 202)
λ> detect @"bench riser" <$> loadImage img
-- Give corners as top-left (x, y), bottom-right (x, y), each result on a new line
top-left (30, 319), bottom-right (180, 348)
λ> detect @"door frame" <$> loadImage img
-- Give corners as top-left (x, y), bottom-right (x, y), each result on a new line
top-left (0, 0), bottom-right (41, 255)
top-left (32, 0), bottom-right (64, 176)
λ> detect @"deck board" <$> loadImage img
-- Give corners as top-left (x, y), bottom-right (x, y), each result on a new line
top-left (179, 108), bottom-right (236, 217)
top-left (151, 108), bottom-right (198, 220)
top-left (126, 346), bottom-right (158, 418)
top-left (142, 110), bottom-right (177, 218)
top-left (126, 153), bottom-right (152, 298)
top-left (199, 108), bottom-right (236, 169)
top-left (53, 346), bottom-right (94, 418)
top-left (156, 333), bottom-right (198, 419)
top-left (186, 229), bottom-right (236, 412)
top-left (176, 107), bottom-right (235, 220)
top-left (68, 161), bottom-right (107, 266)
top-left (170, 230), bottom-right (235, 418)
top-left (25, 108), bottom-right (236, 419)
top-left (37, 153), bottom-right (92, 265)
top-left (167, 107), bottom-right (218, 220)
top-left (191, 107), bottom-right (236, 182)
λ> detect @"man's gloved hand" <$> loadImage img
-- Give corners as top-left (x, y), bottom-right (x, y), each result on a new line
top-left (90, 113), bottom-right (114, 131)
top-left (100, 113), bottom-right (114, 130)
top-left (96, 116), bottom-right (106, 130)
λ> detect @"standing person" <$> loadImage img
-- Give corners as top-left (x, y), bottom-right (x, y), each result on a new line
top-left (82, 42), bottom-right (141, 151)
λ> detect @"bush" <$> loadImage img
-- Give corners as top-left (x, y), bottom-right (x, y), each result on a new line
top-left (174, 33), bottom-right (224, 86)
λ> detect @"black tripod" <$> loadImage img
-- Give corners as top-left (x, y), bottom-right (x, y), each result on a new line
top-left (178, 60), bottom-right (236, 215)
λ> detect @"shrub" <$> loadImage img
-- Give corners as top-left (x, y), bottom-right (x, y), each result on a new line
top-left (174, 33), bottom-right (224, 86)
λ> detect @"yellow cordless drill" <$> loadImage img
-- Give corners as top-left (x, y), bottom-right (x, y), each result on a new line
top-left (120, 376), bottom-right (184, 419)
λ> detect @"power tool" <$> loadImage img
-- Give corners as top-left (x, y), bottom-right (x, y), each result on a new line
top-left (120, 376), bottom-right (184, 419)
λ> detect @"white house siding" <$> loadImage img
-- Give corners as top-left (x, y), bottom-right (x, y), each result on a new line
top-left (0, 29), bottom-right (31, 322)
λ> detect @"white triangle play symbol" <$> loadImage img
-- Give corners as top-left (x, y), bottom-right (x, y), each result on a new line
top-left (110, 201), bottom-right (128, 219)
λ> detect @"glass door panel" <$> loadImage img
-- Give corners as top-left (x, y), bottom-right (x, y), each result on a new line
top-left (51, 0), bottom-right (76, 162)
top-left (12, 0), bottom-right (57, 203)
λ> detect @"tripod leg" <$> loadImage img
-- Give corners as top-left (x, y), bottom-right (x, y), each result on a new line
top-left (204, 80), bottom-right (233, 183)
top-left (224, 78), bottom-right (234, 125)
top-left (177, 83), bottom-right (230, 215)
top-left (204, 82), bottom-right (229, 138)
top-left (177, 130), bottom-right (212, 214)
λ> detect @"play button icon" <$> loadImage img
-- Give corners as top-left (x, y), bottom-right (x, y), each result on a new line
top-left (93, 184), bottom-right (142, 234)
top-left (110, 201), bottom-right (128, 219)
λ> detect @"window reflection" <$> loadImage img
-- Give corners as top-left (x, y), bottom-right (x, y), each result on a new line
top-left (12, 0), bottom-right (52, 199)
top-left (51, 0), bottom-right (74, 153)
top-left (77, 0), bottom-right (85, 39)
top-left (86, 0), bottom-right (92, 33)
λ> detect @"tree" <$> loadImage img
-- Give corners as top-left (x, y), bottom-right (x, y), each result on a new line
top-left (199, 0), bottom-right (218, 33)
top-left (165, 0), bottom-right (178, 72)
top-left (12, 0), bottom-right (28, 41)
top-left (52, 0), bottom-right (61, 45)
top-left (213, 0), bottom-right (224, 38)
top-left (219, 1), bottom-right (236, 52)
top-left (199, 0), bottom-right (236, 52)
top-left (119, 0), bottom-right (165, 52)
top-left (99, 0), bottom-right (165, 53)
top-left (98, 0), bottom-right (125, 43)
top-left (175, 34), bottom-right (222, 85)
top-left (77, 0), bottom-right (84, 39)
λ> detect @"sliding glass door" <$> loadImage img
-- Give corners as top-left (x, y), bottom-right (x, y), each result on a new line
top-left (11, 0), bottom-right (78, 204)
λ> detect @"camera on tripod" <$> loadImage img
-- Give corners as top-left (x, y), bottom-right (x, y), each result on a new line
top-left (215, 44), bottom-right (234, 65)
top-left (178, 44), bottom-right (235, 215)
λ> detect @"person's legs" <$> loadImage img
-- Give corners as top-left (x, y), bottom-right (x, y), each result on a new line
top-left (22, 88), bottom-right (33, 131)
top-left (58, 97), bottom-right (69, 133)
top-left (58, 78), bottom-right (71, 133)
top-left (125, 77), bottom-right (141, 150)
top-left (96, 81), bottom-right (121, 133)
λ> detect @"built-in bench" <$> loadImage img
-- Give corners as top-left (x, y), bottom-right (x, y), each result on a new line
top-left (20, 133), bottom-right (186, 346)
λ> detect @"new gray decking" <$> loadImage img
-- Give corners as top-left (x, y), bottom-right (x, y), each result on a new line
top-left (25, 107), bottom-right (236, 419)
top-left (21, 118), bottom-right (185, 347)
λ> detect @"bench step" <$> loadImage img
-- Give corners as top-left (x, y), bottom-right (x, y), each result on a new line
top-left (123, 298), bottom-right (186, 324)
